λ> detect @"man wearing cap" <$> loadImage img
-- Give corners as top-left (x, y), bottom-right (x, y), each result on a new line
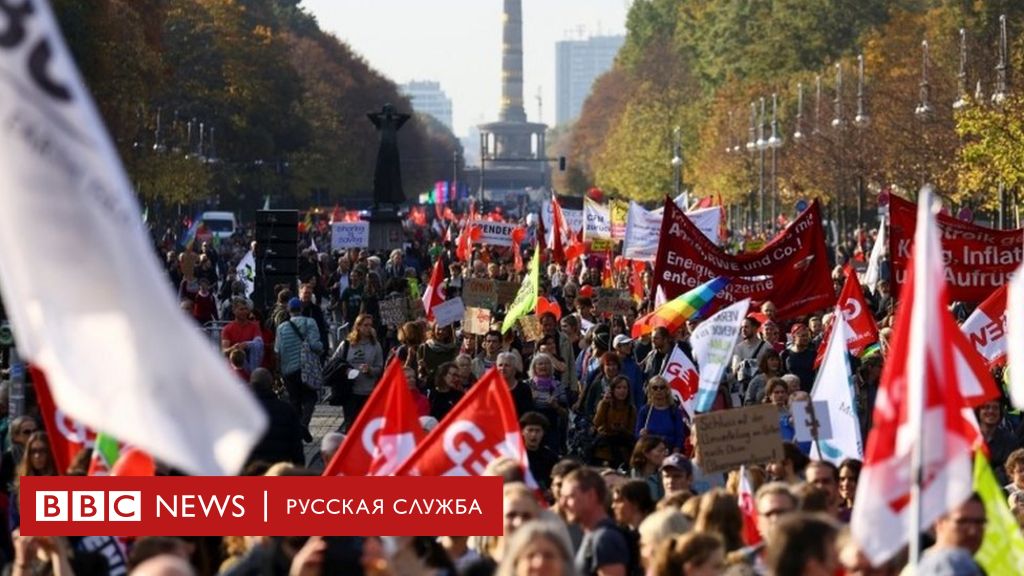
top-left (275, 297), bottom-right (323, 428)
top-left (613, 335), bottom-right (645, 406)
top-left (660, 454), bottom-right (694, 497)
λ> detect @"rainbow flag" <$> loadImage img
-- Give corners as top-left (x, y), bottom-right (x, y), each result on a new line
top-left (631, 277), bottom-right (729, 338)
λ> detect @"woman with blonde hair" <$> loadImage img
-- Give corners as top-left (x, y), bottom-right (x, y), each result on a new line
top-left (11, 432), bottom-right (57, 529)
top-left (638, 508), bottom-right (692, 571)
top-left (650, 531), bottom-right (726, 576)
top-left (495, 519), bottom-right (578, 576)
top-left (469, 482), bottom-right (545, 572)
top-left (337, 313), bottom-right (383, 431)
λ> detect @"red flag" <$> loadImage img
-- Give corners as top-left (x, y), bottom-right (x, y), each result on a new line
top-left (422, 258), bottom-right (446, 321)
top-left (814, 267), bottom-right (879, 367)
top-left (324, 360), bottom-right (425, 476)
top-left (551, 195), bottom-right (568, 262)
top-left (850, 190), bottom-right (978, 566)
top-left (630, 261), bottom-right (646, 302)
top-left (30, 365), bottom-right (91, 474)
top-left (738, 466), bottom-right (761, 546)
top-left (456, 225), bottom-right (480, 263)
top-left (564, 229), bottom-right (585, 263)
top-left (393, 367), bottom-right (533, 484)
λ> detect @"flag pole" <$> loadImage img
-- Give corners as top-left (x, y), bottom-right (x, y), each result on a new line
top-left (907, 187), bottom-right (936, 571)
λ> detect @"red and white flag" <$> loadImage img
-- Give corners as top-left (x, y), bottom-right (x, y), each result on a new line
top-left (660, 346), bottom-right (699, 419)
top-left (960, 284), bottom-right (1008, 367)
top-left (814, 266), bottom-right (879, 368)
top-left (422, 258), bottom-right (446, 321)
top-left (550, 195), bottom-right (569, 262)
top-left (850, 189), bottom-right (978, 566)
top-left (738, 465), bottom-right (761, 546)
top-left (30, 365), bottom-right (94, 474)
top-left (393, 367), bottom-right (532, 482)
top-left (324, 359), bottom-right (424, 477)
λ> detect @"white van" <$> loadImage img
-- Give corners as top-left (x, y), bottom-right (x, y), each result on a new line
top-left (199, 211), bottom-right (237, 240)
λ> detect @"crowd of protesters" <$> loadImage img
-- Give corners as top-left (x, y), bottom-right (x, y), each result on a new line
top-left (0, 206), bottom-right (1015, 576)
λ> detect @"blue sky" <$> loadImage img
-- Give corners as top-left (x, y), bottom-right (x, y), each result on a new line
top-left (301, 0), bottom-right (631, 137)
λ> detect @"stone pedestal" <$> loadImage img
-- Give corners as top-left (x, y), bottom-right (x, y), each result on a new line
top-left (365, 208), bottom-right (404, 252)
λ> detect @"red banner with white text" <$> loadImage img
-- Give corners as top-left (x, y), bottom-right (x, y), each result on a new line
top-left (653, 198), bottom-right (835, 319)
top-left (888, 195), bottom-right (1023, 302)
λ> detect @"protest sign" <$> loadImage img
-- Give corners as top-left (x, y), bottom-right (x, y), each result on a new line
top-left (463, 307), bottom-right (492, 335)
top-left (693, 404), bottom-right (783, 474)
top-left (595, 288), bottom-right (633, 316)
top-left (610, 199), bottom-right (629, 240)
top-left (518, 315), bottom-right (543, 342)
top-left (584, 197), bottom-right (612, 241)
top-left (470, 220), bottom-right (517, 247)
top-left (462, 278), bottom-right (496, 308)
top-left (689, 299), bottom-right (749, 412)
top-left (792, 400), bottom-right (834, 443)
top-left (331, 221), bottom-right (370, 250)
top-left (624, 203), bottom-right (722, 261)
top-left (888, 194), bottom-right (1023, 302)
top-left (495, 281), bottom-right (520, 306)
top-left (542, 202), bottom-right (583, 233)
top-left (432, 297), bottom-right (465, 328)
top-left (654, 198), bottom-right (833, 319)
top-left (379, 296), bottom-right (410, 328)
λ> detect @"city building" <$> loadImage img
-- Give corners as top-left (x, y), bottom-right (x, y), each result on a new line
top-left (555, 35), bottom-right (625, 126)
top-left (400, 80), bottom-right (453, 132)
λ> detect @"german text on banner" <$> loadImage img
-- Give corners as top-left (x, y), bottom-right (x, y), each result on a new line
top-left (470, 220), bottom-right (517, 247)
top-left (20, 476), bottom-right (502, 537)
top-left (0, 0), bottom-right (266, 475)
top-left (689, 299), bottom-right (749, 413)
top-left (653, 198), bottom-right (833, 319)
top-left (888, 194), bottom-right (1023, 302)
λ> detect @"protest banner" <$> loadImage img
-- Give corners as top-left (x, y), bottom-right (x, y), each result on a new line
top-left (542, 202), bottom-right (583, 233)
top-left (693, 404), bottom-right (783, 474)
top-left (470, 220), bottom-right (517, 247)
top-left (330, 221), bottom-right (370, 250)
top-left (584, 197), bottom-right (612, 242)
top-left (961, 284), bottom-right (1008, 366)
top-left (610, 199), bottom-right (629, 240)
top-left (653, 198), bottom-right (833, 319)
top-left (595, 288), bottom-right (633, 316)
top-left (379, 295), bottom-right (410, 328)
top-left (432, 297), bottom-right (465, 328)
top-left (888, 194), bottom-right (1023, 302)
top-left (463, 307), bottom-right (492, 335)
top-left (689, 299), bottom-right (749, 412)
top-left (462, 278), bottom-right (497, 308)
top-left (661, 347), bottom-right (700, 418)
top-left (624, 202), bottom-right (722, 261)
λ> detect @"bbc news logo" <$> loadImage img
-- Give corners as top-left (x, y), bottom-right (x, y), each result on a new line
top-left (36, 491), bottom-right (141, 522)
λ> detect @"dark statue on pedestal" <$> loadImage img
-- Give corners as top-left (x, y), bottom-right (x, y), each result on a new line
top-left (365, 104), bottom-right (409, 250)
top-left (368, 103), bottom-right (410, 207)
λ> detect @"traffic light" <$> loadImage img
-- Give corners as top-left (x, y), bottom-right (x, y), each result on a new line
top-left (559, 156), bottom-right (566, 171)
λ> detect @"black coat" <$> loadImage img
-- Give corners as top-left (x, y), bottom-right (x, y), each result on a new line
top-left (249, 388), bottom-right (307, 467)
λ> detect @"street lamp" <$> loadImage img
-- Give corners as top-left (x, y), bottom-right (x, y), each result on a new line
top-left (814, 74), bottom-right (823, 135)
top-left (757, 97), bottom-right (767, 232)
top-left (832, 63), bottom-right (846, 129)
top-left (671, 126), bottom-right (682, 200)
top-left (915, 40), bottom-right (934, 119)
top-left (993, 15), bottom-right (1009, 105)
top-left (954, 29), bottom-right (971, 110)
top-left (794, 82), bottom-right (805, 141)
top-left (854, 54), bottom-right (870, 127)
top-left (768, 93), bottom-right (783, 224)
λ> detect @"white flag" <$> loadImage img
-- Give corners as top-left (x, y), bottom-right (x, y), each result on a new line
top-left (809, 315), bottom-right (863, 464)
top-left (0, 3), bottom-right (266, 475)
top-left (863, 218), bottom-right (886, 292)
top-left (1008, 264), bottom-right (1024, 409)
top-left (236, 251), bottom-right (256, 298)
top-left (689, 299), bottom-right (750, 412)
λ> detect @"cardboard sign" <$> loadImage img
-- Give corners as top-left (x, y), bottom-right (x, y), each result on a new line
top-left (432, 297), bottom-right (466, 328)
top-left (595, 288), bottom-right (633, 316)
top-left (693, 404), bottom-right (783, 473)
top-left (331, 221), bottom-right (370, 250)
top-left (463, 307), bottom-right (492, 336)
top-left (791, 400), bottom-right (834, 443)
top-left (518, 315), bottom-right (543, 342)
top-left (379, 296), bottom-right (410, 329)
top-left (495, 281), bottom-right (520, 306)
top-left (462, 278), bottom-right (496, 308)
